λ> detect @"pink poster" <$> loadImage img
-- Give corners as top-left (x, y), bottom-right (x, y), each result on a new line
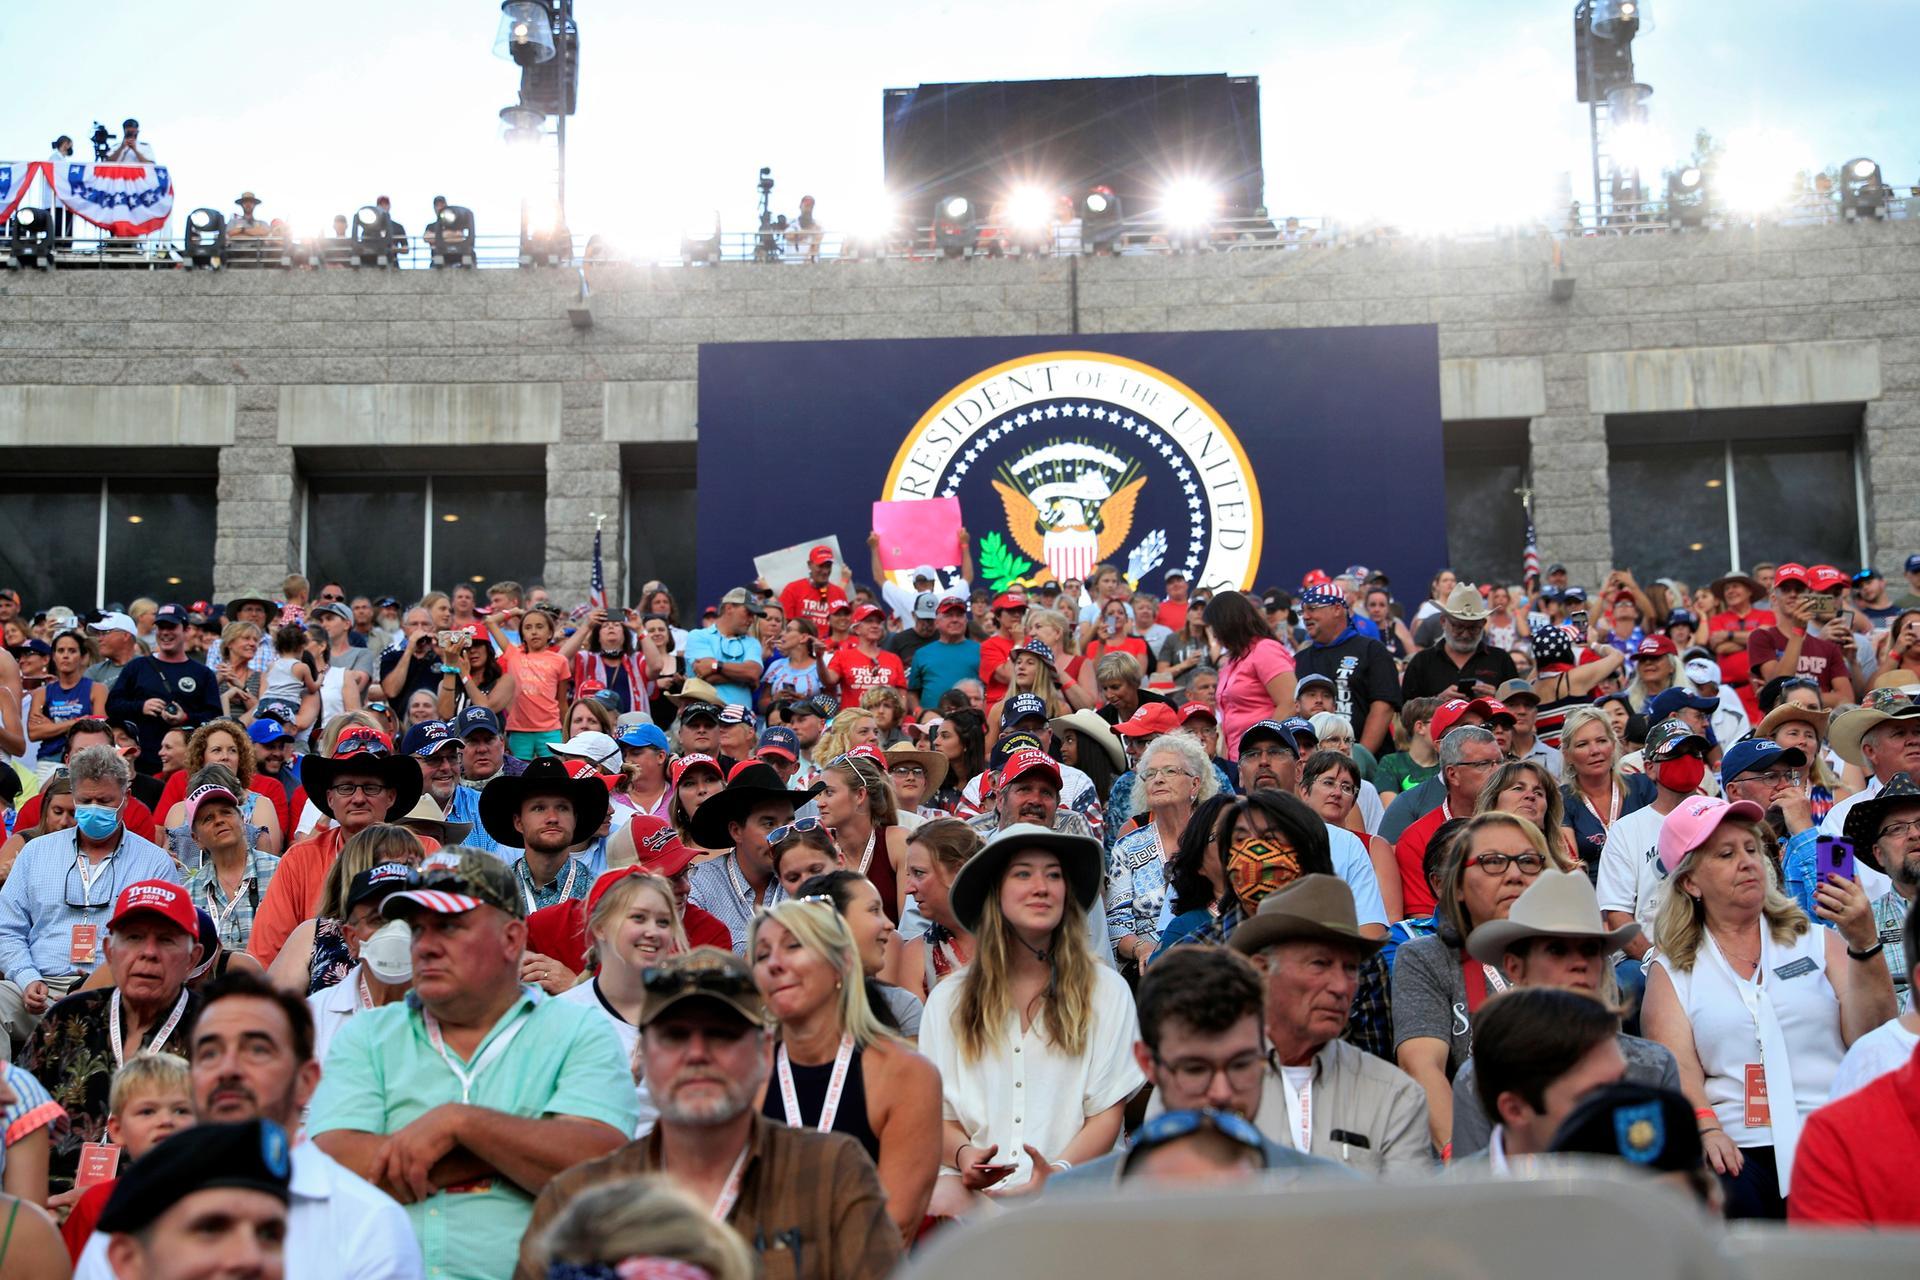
top-left (871, 498), bottom-right (963, 570)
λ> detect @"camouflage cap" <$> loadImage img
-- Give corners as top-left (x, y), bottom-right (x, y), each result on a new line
top-left (380, 849), bottom-right (526, 921)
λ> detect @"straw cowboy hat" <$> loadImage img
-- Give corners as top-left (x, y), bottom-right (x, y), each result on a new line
top-left (1466, 869), bottom-right (1640, 966)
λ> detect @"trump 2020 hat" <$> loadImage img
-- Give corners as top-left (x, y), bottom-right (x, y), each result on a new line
top-left (109, 880), bottom-right (199, 938)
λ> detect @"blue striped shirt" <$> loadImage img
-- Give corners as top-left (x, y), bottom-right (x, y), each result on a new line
top-left (0, 828), bottom-right (183, 985)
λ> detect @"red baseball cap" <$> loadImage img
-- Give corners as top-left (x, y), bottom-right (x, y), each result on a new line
top-left (670, 754), bottom-right (724, 787)
top-left (1113, 702), bottom-right (1182, 738)
top-left (1300, 569), bottom-right (1332, 589)
top-left (998, 748), bottom-right (1062, 791)
top-left (1773, 562), bottom-right (1810, 588)
top-left (829, 599), bottom-right (852, 614)
top-left (1807, 564), bottom-right (1848, 594)
top-left (935, 597), bottom-right (968, 615)
top-left (1467, 697), bottom-right (1516, 727)
top-left (109, 880), bottom-right (198, 938)
top-left (562, 758), bottom-right (621, 791)
top-left (1634, 634), bottom-right (1678, 659)
top-left (850, 604), bottom-right (884, 624)
top-left (991, 592), bottom-right (1029, 612)
top-left (627, 816), bottom-right (698, 877)
top-left (808, 545), bottom-right (834, 566)
top-left (1178, 701), bottom-right (1217, 724)
top-left (1429, 698), bottom-right (1474, 742)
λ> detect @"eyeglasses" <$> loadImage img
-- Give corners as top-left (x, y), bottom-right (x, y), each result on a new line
top-left (1311, 777), bottom-right (1359, 797)
top-left (1152, 1050), bottom-right (1266, 1092)
top-left (767, 816), bottom-right (824, 846)
top-left (319, 592), bottom-right (344, 602)
top-left (1139, 766), bottom-right (1198, 782)
top-left (1450, 759), bottom-right (1500, 773)
top-left (888, 763), bottom-right (926, 779)
top-left (1741, 769), bottom-right (1803, 788)
top-left (328, 782), bottom-right (393, 799)
top-left (1468, 852), bottom-right (1548, 876)
top-left (1878, 819), bottom-right (1920, 844)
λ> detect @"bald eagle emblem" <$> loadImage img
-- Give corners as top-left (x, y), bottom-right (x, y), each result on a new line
top-left (992, 440), bottom-right (1146, 584)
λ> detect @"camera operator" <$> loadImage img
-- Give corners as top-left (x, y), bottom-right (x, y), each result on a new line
top-left (379, 607), bottom-right (445, 703)
top-left (105, 117), bottom-right (156, 164)
top-left (784, 194), bottom-right (823, 262)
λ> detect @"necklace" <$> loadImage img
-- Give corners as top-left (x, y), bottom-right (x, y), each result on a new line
top-left (1015, 935), bottom-right (1050, 964)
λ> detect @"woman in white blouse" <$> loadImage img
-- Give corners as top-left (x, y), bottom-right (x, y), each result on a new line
top-left (1644, 796), bottom-right (1894, 1220)
top-left (919, 822), bottom-right (1144, 1215)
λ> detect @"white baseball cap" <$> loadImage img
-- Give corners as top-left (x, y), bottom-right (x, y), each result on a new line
top-left (1683, 657), bottom-right (1720, 687)
top-left (87, 611), bottom-right (138, 636)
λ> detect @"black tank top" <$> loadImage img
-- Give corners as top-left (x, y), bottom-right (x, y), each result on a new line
top-left (760, 1045), bottom-right (880, 1164)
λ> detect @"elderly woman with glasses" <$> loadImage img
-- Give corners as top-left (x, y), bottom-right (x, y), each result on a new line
top-left (1105, 732), bottom-right (1220, 970)
top-left (1391, 811), bottom-right (1579, 1153)
top-left (749, 895), bottom-right (941, 1244)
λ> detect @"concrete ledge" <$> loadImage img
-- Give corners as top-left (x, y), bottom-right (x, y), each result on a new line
top-left (603, 380), bottom-right (698, 443)
top-left (1438, 357), bottom-right (1546, 421)
top-left (277, 383), bottom-right (561, 446)
top-left (0, 384), bottom-right (235, 446)
top-left (1587, 340), bottom-right (1882, 414)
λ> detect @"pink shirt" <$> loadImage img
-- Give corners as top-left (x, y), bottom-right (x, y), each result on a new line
top-left (1217, 637), bottom-right (1295, 761)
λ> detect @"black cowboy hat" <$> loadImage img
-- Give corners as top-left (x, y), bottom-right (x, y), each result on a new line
top-left (1841, 771), bottom-right (1920, 874)
top-left (687, 762), bottom-right (824, 851)
top-left (301, 741), bottom-right (424, 822)
top-left (478, 757), bottom-right (613, 849)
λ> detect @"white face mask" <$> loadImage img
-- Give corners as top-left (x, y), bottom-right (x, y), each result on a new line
top-left (360, 919), bottom-right (414, 984)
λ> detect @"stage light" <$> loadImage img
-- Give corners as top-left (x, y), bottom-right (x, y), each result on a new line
top-left (499, 104), bottom-right (546, 142)
top-left (933, 196), bottom-right (977, 259)
top-left (1666, 166), bottom-right (1705, 230)
top-left (1004, 185), bottom-right (1053, 256)
top-left (1715, 130), bottom-right (1802, 218)
top-left (521, 200), bottom-right (568, 267)
top-left (840, 197), bottom-right (897, 261)
top-left (1590, 0), bottom-right (1646, 41)
top-left (494, 1), bottom-right (556, 66)
top-left (431, 202), bottom-right (477, 268)
top-left (1079, 185), bottom-right (1123, 254)
top-left (1160, 179), bottom-right (1218, 251)
top-left (7, 206), bottom-right (54, 270)
top-left (350, 204), bottom-right (393, 268)
top-left (184, 207), bottom-right (227, 267)
top-left (1840, 157), bottom-right (1889, 221)
top-left (681, 212), bottom-right (720, 266)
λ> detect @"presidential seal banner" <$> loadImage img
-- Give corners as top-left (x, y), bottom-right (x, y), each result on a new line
top-left (696, 328), bottom-right (1443, 607)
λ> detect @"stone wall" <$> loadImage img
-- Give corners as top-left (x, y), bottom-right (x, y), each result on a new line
top-left (3, 219), bottom-right (1918, 599)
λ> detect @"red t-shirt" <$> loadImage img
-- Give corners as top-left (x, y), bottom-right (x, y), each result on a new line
top-left (1393, 801), bottom-right (1456, 916)
top-left (525, 897), bottom-right (733, 970)
top-left (61, 1178), bottom-right (115, 1261)
top-left (979, 635), bottom-right (1015, 704)
top-left (1156, 600), bottom-right (1190, 631)
top-left (1747, 626), bottom-right (1849, 692)
top-left (828, 647), bottom-right (906, 707)
top-left (1709, 608), bottom-right (1775, 720)
top-left (780, 578), bottom-right (847, 635)
top-left (1789, 1040), bottom-right (1920, 1226)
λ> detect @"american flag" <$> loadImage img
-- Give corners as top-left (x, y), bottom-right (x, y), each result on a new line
top-left (588, 527), bottom-right (607, 612)
top-left (1522, 503), bottom-right (1541, 589)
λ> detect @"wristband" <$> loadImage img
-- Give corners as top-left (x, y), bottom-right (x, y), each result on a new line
top-left (1693, 1106), bottom-right (1715, 1121)
top-left (1847, 940), bottom-right (1886, 961)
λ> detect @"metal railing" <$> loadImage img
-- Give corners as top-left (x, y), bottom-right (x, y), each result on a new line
top-left (8, 191), bottom-right (1914, 272)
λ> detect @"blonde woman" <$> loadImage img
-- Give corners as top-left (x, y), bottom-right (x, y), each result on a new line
top-left (215, 620), bottom-right (264, 720)
top-left (1643, 796), bottom-right (1893, 1219)
top-left (557, 868), bottom-right (687, 1136)
top-left (535, 1176), bottom-right (755, 1280)
top-left (749, 897), bottom-right (942, 1243)
top-left (1024, 607), bottom-right (1095, 708)
top-left (918, 825), bottom-right (1144, 1212)
top-left (895, 818), bottom-right (982, 999)
top-left (815, 750), bottom-right (910, 922)
top-left (266, 822), bottom-right (425, 995)
top-left (1478, 758), bottom-right (1576, 870)
top-left (984, 638), bottom-right (1073, 750)
top-left (1558, 704), bottom-right (1658, 869)
top-left (1392, 811), bottom-right (1578, 1150)
top-left (814, 706), bottom-right (880, 764)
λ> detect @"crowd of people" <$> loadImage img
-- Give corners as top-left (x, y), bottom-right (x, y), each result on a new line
top-left (0, 543), bottom-right (1916, 1278)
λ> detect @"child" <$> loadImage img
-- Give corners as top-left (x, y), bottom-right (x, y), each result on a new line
top-left (261, 623), bottom-right (319, 709)
top-left (488, 604), bottom-right (571, 759)
top-left (1374, 695), bottom-right (1443, 802)
top-left (56, 1052), bottom-right (192, 1259)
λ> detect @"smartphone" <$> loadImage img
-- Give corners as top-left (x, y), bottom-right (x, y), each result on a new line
top-left (1454, 677), bottom-right (1476, 694)
top-left (436, 630), bottom-right (467, 648)
top-left (1815, 834), bottom-right (1856, 882)
top-left (1836, 609), bottom-right (1854, 628)
top-left (1568, 610), bottom-right (1589, 632)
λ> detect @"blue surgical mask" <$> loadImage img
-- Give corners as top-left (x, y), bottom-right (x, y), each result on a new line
top-left (74, 803), bottom-right (122, 840)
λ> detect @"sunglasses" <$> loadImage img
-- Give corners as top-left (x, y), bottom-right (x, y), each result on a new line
top-left (767, 816), bottom-right (824, 845)
top-left (640, 961), bottom-right (757, 998)
top-left (1122, 1108), bottom-right (1265, 1175)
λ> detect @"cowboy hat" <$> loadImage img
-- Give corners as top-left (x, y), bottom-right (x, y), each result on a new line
top-left (223, 590), bottom-right (279, 618)
top-left (478, 757), bottom-right (612, 849)
top-left (301, 742), bottom-right (423, 822)
top-left (1828, 691), bottom-right (1920, 768)
top-left (667, 677), bottom-right (726, 709)
top-left (1755, 701), bottom-right (1830, 740)
top-left (1440, 583), bottom-right (1491, 623)
top-left (233, 191), bottom-right (263, 205)
top-left (1227, 874), bottom-right (1383, 957)
top-left (1840, 770), bottom-right (1920, 872)
top-left (686, 762), bottom-right (824, 851)
top-left (1048, 708), bottom-right (1125, 771)
top-left (883, 741), bottom-right (949, 793)
top-left (1465, 869), bottom-right (1640, 965)
top-left (397, 792), bottom-right (473, 846)
top-left (948, 822), bottom-right (1103, 933)
top-left (1707, 572), bottom-right (1767, 601)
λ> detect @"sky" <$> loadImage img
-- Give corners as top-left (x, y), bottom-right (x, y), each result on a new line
top-left (12, 1), bottom-right (1918, 253)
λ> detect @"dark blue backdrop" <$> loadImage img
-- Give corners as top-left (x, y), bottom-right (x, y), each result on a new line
top-left (695, 326), bottom-right (1443, 608)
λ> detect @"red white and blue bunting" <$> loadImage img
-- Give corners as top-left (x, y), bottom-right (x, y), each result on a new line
top-left (0, 160), bottom-right (175, 236)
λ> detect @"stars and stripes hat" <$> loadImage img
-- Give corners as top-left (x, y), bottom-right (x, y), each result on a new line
top-left (1298, 584), bottom-right (1346, 609)
top-left (381, 851), bottom-right (526, 921)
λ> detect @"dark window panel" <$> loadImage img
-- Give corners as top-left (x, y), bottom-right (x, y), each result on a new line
top-left (1606, 443), bottom-right (1733, 585)
top-left (1732, 440), bottom-right (1860, 571)
top-left (105, 478), bottom-right (218, 609)
top-left (629, 486), bottom-right (697, 617)
top-left (0, 481), bottom-right (101, 612)
top-left (307, 477), bottom-right (426, 604)
top-left (429, 475), bottom-right (546, 599)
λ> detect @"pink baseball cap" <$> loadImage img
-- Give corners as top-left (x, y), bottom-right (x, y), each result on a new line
top-left (1657, 796), bottom-right (1766, 874)
top-left (185, 783), bottom-right (242, 827)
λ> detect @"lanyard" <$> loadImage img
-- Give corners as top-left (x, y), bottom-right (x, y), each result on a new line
top-left (356, 970), bottom-right (374, 1011)
top-left (109, 988), bottom-right (191, 1068)
top-left (727, 855), bottom-right (777, 909)
top-left (855, 830), bottom-right (876, 876)
top-left (776, 1036), bottom-right (854, 1132)
top-left (1277, 1066), bottom-right (1312, 1152)
top-left (75, 850), bottom-right (115, 907)
top-left (205, 856), bottom-right (258, 938)
top-left (518, 859), bottom-right (579, 914)
top-left (423, 1004), bottom-right (532, 1104)
top-left (709, 1141), bottom-right (752, 1222)
top-left (1579, 781), bottom-right (1621, 830)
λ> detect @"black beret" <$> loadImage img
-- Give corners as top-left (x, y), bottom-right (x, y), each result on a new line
top-left (97, 1119), bottom-right (292, 1233)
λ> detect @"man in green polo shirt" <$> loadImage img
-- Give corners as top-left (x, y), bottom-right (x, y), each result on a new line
top-left (308, 851), bottom-right (638, 1279)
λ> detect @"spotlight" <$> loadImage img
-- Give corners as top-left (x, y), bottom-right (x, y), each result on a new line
top-left (1003, 186), bottom-right (1054, 257)
top-left (1666, 166), bottom-right (1705, 230)
top-left (520, 201), bottom-right (569, 267)
top-left (184, 207), bottom-right (227, 267)
top-left (681, 213), bottom-right (720, 266)
top-left (840, 197), bottom-right (897, 262)
top-left (431, 202), bottom-right (477, 268)
top-left (351, 204), bottom-right (393, 268)
top-left (1079, 185), bottom-right (1123, 254)
top-left (1590, 0), bottom-right (1645, 41)
top-left (7, 207), bottom-right (55, 270)
top-left (1160, 179), bottom-right (1219, 251)
top-left (494, 1), bottom-right (556, 66)
top-left (933, 195), bottom-right (977, 259)
top-left (1839, 157), bottom-right (1888, 222)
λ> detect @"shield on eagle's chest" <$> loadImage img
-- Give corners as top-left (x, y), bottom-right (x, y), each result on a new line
top-left (1043, 530), bottom-right (1099, 582)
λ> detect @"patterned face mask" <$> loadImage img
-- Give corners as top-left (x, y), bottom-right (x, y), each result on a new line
top-left (1226, 832), bottom-right (1303, 907)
